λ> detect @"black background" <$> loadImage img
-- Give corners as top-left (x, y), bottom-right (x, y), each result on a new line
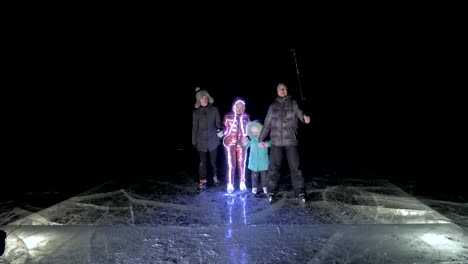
top-left (4, 14), bottom-right (465, 201)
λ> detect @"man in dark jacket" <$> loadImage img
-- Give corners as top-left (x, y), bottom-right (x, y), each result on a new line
top-left (259, 83), bottom-right (310, 202)
top-left (192, 88), bottom-right (224, 193)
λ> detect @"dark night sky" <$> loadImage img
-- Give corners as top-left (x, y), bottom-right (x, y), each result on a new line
top-left (5, 17), bottom-right (465, 196)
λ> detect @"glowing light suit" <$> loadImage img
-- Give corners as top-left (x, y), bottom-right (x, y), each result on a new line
top-left (223, 98), bottom-right (250, 192)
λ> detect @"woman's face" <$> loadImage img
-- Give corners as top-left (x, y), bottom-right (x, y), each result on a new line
top-left (234, 102), bottom-right (245, 115)
top-left (200, 96), bottom-right (209, 107)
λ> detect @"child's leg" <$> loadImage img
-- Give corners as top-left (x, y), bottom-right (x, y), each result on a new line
top-left (225, 146), bottom-right (236, 189)
top-left (260, 170), bottom-right (268, 193)
top-left (236, 146), bottom-right (247, 184)
top-left (251, 171), bottom-right (259, 189)
top-left (236, 146), bottom-right (247, 191)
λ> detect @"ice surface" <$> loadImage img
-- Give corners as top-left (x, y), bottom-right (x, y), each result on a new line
top-left (1, 175), bottom-right (467, 263)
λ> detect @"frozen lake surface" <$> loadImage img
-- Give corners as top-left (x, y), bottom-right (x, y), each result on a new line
top-left (1, 174), bottom-right (467, 263)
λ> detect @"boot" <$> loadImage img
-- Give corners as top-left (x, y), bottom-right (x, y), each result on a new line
top-left (263, 187), bottom-right (268, 194)
top-left (251, 187), bottom-right (258, 194)
top-left (213, 174), bottom-right (220, 187)
top-left (196, 179), bottom-right (207, 193)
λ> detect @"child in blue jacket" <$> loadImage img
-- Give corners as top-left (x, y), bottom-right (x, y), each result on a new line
top-left (242, 120), bottom-right (271, 194)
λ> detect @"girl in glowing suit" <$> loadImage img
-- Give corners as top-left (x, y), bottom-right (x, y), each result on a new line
top-left (223, 98), bottom-right (250, 194)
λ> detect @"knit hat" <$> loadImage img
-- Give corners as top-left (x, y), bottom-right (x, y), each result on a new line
top-left (194, 87), bottom-right (214, 108)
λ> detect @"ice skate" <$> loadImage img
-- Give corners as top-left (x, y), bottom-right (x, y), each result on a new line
top-left (268, 193), bottom-right (275, 204)
top-left (213, 174), bottom-right (220, 187)
top-left (196, 179), bottom-right (207, 194)
top-left (251, 187), bottom-right (258, 194)
top-left (227, 184), bottom-right (234, 194)
top-left (240, 181), bottom-right (247, 192)
top-left (298, 193), bottom-right (306, 203)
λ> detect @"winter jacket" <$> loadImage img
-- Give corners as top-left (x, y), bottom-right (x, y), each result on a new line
top-left (243, 121), bottom-right (270, 172)
top-left (192, 104), bottom-right (223, 152)
top-left (223, 102), bottom-right (250, 147)
top-left (259, 96), bottom-right (305, 146)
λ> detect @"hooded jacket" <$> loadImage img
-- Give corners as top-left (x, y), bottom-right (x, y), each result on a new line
top-left (243, 121), bottom-right (270, 172)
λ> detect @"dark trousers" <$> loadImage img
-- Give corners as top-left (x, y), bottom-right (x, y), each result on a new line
top-left (251, 170), bottom-right (268, 189)
top-left (268, 145), bottom-right (305, 196)
top-left (198, 149), bottom-right (217, 180)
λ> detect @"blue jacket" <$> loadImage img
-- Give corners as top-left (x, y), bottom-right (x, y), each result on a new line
top-left (243, 121), bottom-right (270, 172)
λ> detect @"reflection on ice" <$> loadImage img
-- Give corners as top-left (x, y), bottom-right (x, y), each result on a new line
top-left (22, 235), bottom-right (47, 249)
top-left (225, 193), bottom-right (248, 264)
top-left (420, 233), bottom-right (460, 251)
top-left (1, 176), bottom-right (467, 263)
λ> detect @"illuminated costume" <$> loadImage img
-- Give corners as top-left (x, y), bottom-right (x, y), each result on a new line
top-left (223, 98), bottom-right (250, 193)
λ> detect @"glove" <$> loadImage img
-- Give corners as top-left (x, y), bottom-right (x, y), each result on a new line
top-left (217, 130), bottom-right (224, 138)
top-left (241, 136), bottom-right (250, 145)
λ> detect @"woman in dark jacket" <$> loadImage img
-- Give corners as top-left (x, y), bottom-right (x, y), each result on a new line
top-left (192, 88), bottom-right (224, 193)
